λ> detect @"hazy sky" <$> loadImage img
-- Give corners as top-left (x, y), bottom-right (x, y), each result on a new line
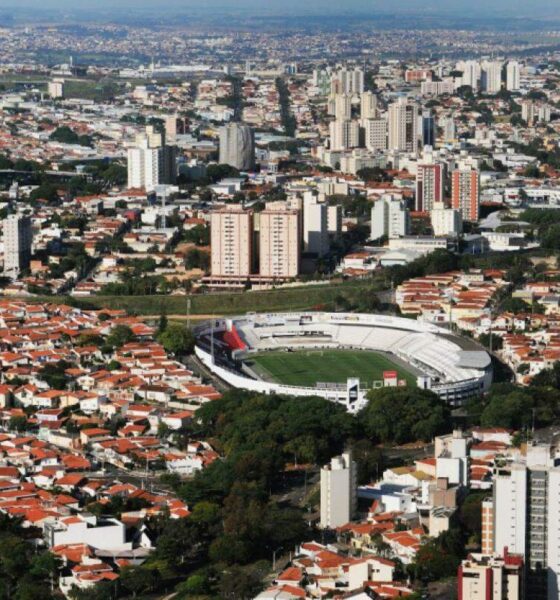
top-left (4, 0), bottom-right (560, 16)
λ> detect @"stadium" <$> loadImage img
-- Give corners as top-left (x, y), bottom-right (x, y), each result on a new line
top-left (194, 312), bottom-right (493, 413)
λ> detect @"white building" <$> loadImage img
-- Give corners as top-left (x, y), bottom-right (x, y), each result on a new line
top-left (457, 60), bottom-right (482, 90)
top-left (459, 551), bottom-right (524, 600)
top-left (334, 93), bottom-right (352, 120)
top-left (506, 61), bottom-right (521, 92)
top-left (431, 202), bottom-right (462, 236)
top-left (435, 429), bottom-right (469, 487)
top-left (127, 126), bottom-right (177, 191)
top-left (360, 91), bottom-right (378, 120)
top-left (3, 214), bottom-right (32, 278)
top-left (329, 119), bottom-right (360, 151)
top-left (219, 122), bottom-right (255, 171)
top-left (320, 451), bottom-right (357, 529)
top-left (48, 78), bottom-right (65, 99)
top-left (44, 516), bottom-right (128, 552)
top-left (481, 61), bottom-right (503, 94)
top-left (388, 97), bottom-right (418, 154)
top-left (490, 444), bottom-right (560, 599)
top-left (371, 195), bottom-right (410, 240)
top-left (332, 68), bottom-right (364, 95)
top-left (303, 193), bottom-right (329, 257)
top-left (364, 118), bottom-right (388, 152)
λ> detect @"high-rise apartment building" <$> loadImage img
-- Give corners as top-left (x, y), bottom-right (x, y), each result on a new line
top-left (259, 207), bottom-right (300, 279)
top-left (421, 110), bottom-right (436, 148)
top-left (3, 215), bottom-right (32, 278)
top-left (210, 206), bottom-right (253, 278)
top-left (506, 61), bottom-right (521, 92)
top-left (371, 196), bottom-right (410, 240)
top-left (334, 93), bottom-right (353, 120)
top-left (360, 91), bottom-right (378, 120)
top-left (219, 123), bottom-right (255, 171)
top-left (303, 194), bottom-right (329, 257)
top-left (332, 68), bottom-right (364, 95)
top-left (364, 118), bottom-right (388, 152)
top-left (416, 163), bottom-right (444, 212)
top-left (521, 101), bottom-right (552, 126)
top-left (329, 119), bottom-right (360, 151)
top-left (488, 444), bottom-right (560, 599)
top-left (457, 60), bottom-right (481, 90)
top-left (320, 451), bottom-right (357, 529)
top-left (481, 61), bottom-right (503, 94)
top-left (452, 169), bottom-right (480, 221)
top-left (388, 97), bottom-right (418, 154)
top-left (127, 126), bottom-right (177, 191)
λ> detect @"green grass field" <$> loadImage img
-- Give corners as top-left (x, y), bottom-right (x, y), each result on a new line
top-left (248, 349), bottom-right (417, 388)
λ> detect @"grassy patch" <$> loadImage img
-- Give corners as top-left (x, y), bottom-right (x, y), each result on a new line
top-left (248, 349), bottom-right (417, 388)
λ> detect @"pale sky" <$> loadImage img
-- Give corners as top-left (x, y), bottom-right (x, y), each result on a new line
top-left (4, 0), bottom-right (560, 17)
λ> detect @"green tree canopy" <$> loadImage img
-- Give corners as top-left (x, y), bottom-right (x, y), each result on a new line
top-left (360, 387), bottom-right (451, 444)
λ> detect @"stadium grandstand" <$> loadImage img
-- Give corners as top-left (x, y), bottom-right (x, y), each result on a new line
top-left (195, 312), bottom-right (493, 413)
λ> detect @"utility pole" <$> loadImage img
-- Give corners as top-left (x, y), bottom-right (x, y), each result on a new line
top-left (210, 319), bottom-right (215, 365)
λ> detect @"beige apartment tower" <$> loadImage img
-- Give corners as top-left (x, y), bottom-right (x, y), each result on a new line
top-left (259, 207), bottom-right (300, 279)
top-left (210, 206), bottom-right (253, 277)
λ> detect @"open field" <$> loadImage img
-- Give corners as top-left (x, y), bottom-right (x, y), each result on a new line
top-left (247, 349), bottom-right (417, 388)
top-left (25, 280), bottom-right (382, 315)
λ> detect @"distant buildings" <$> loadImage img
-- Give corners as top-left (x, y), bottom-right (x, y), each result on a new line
top-left (127, 126), bottom-right (177, 191)
top-left (48, 78), bottom-right (65, 99)
top-left (331, 68), bottom-right (364, 95)
top-left (521, 100), bottom-right (551, 126)
top-left (219, 122), bottom-right (255, 171)
top-left (320, 451), bottom-right (357, 529)
top-left (3, 214), bottom-right (32, 279)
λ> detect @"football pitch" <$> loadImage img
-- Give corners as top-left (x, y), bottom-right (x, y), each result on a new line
top-left (247, 349), bottom-right (418, 388)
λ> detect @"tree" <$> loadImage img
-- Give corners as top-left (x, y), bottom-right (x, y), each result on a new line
top-left (360, 388), bottom-right (451, 444)
top-left (157, 324), bottom-right (195, 356)
top-left (411, 528), bottom-right (464, 583)
top-left (38, 359), bottom-right (73, 389)
top-left (50, 126), bottom-right (92, 147)
top-left (119, 565), bottom-right (159, 598)
top-left (105, 324), bottom-right (135, 348)
top-left (175, 573), bottom-right (210, 597)
top-left (185, 247), bottom-right (210, 271)
top-left (8, 416), bottom-right (29, 432)
top-left (531, 361), bottom-right (560, 388)
top-left (29, 183), bottom-right (59, 204)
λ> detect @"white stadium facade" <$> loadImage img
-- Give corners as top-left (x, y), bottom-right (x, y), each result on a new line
top-left (195, 312), bottom-right (493, 413)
